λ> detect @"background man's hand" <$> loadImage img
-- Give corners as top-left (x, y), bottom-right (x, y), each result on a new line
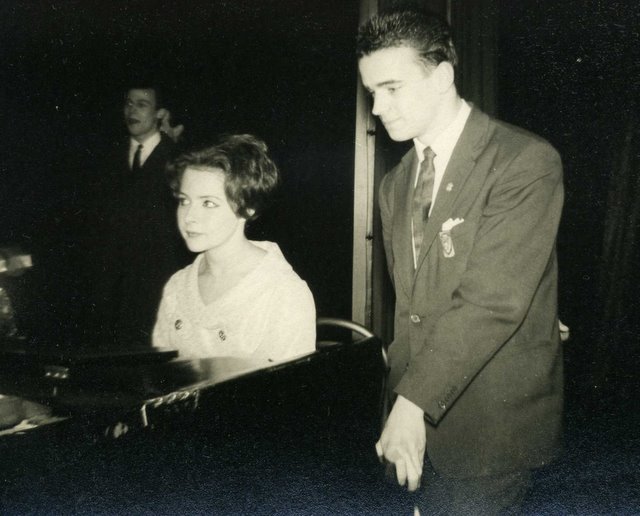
top-left (159, 110), bottom-right (185, 143)
top-left (376, 395), bottom-right (426, 491)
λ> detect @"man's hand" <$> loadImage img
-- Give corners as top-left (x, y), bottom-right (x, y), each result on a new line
top-left (159, 110), bottom-right (185, 143)
top-left (376, 395), bottom-right (426, 491)
top-left (559, 319), bottom-right (570, 342)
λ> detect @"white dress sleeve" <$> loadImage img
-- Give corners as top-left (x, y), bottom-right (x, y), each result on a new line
top-left (152, 279), bottom-right (175, 349)
top-left (256, 279), bottom-right (317, 362)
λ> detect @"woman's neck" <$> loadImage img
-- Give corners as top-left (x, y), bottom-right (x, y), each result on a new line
top-left (200, 238), bottom-right (265, 279)
top-left (197, 238), bottom-right (266, 306)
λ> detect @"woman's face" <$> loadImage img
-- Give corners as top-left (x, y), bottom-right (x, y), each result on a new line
top-left (176, 167), bottom-right (245, 253)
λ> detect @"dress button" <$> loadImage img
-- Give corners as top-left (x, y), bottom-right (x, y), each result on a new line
top-left (438, 400), bottom-right (446, 410)
top-left (174, 319), bottom-right (183, 330)
top-left (410, 314), bottom-right (421, 323)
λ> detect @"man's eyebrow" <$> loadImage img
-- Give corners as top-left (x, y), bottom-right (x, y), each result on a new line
top-left (369, 79), bottom-right (403, 89)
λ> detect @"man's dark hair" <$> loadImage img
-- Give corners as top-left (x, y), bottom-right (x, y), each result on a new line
top-left (167, 134), bottom-right (279, 221)
top-left (356, 9), bottom-right (458, 68)
top-left (124, 82), bottom-right (164, 110)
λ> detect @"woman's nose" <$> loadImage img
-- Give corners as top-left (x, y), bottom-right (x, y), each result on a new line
top-left (182, 205), bottom-right (197, 223)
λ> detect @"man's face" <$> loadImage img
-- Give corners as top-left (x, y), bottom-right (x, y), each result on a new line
top-left (359, 46), bottom-right (440, 142)
top-left (123, 88), bottom-right (160, 142)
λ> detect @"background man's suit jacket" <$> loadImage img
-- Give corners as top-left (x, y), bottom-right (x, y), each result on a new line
top-left (379, 108), bottom-right (564, 477)
top-left (90, 134), bottom-right (189, 347)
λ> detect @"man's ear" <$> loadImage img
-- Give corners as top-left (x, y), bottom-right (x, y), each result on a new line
top-left (434, 62), bottom-right (455, 93)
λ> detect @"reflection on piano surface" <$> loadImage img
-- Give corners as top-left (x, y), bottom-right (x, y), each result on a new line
top-left (0, 240), bottom-right (389, 512)
top-left (0, 319), bottom-right (387, 513)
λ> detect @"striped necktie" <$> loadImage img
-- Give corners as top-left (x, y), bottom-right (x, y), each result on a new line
top-left (412, 147), bottom-right (436, 263)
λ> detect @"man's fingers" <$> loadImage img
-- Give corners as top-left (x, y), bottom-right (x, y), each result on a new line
top-left (375, 440), bottom-right (384, 462)
top-left (408, 447), bottom-right (424, 478)
top-left (402, 452), bottom-right (422, 492)
top-left (406, 467), bottom-right (422, 492)
top-left (394, 458), bottom-right (408, 487)
top-left (385, 446), bottom-right (422, 490)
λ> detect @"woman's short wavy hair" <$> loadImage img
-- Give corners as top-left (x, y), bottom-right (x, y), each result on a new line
top-left (167, 134), bottom-right (279, 221)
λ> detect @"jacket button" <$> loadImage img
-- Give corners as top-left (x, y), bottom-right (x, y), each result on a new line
top-left (410, 314), bottom-right (421, 323)
top-left (438, 400), bottom-right (446, 410)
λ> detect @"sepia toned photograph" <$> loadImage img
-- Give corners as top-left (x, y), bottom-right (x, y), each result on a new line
top-left (0, 0), bottom-right (638, 514)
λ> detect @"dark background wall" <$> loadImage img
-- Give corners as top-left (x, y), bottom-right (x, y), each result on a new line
top-left (0, 0), bottom-right (359, 339)
top-left (498, 0), bottom-right (640, 394)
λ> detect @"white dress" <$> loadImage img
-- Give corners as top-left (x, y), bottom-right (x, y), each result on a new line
top-left (152, 241), bottom-right (316, 361)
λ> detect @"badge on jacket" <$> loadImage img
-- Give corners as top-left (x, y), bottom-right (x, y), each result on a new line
top-left (439, 218), bottom-right (464, 258)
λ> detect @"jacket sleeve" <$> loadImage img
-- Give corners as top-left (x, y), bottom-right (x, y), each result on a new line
top-left (395, 140), bottom-right (564, 424)
top-left (379, 171), bottom-right (396, 283)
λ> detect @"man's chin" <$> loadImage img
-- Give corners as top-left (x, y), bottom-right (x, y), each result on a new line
top-left (384, 127), bottom-right (412, 142)
top-left (387, 132), bottom-right (412, 142)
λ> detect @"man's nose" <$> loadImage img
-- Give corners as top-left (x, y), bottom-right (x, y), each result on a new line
top-left (371, 94), bottom-right (387, 117)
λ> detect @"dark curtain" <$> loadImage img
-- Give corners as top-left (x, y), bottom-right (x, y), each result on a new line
top-left (450, 0), bottom-right (498, 116)
top-left (597, 105), bottom-right (640, 390)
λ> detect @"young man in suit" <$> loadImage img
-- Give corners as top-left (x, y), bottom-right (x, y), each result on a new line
top-left (89, 84), bottom-right (188, 348)
top-left (357, 9), bottom-right (564, 514)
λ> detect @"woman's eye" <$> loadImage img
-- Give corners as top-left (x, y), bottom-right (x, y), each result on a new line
top-left (178, 197), bottom-right (190, 206)
top-left (203, 200), bottom-right (218, 208)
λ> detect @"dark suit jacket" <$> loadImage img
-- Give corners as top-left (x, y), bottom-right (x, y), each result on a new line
top-left (90, 133), bottom-right (189, 347)
top-left (379, 107), bottom-right (564, 478)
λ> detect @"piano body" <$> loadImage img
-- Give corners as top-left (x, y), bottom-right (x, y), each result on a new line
top-left (0, 247), bottom-right (388, 512)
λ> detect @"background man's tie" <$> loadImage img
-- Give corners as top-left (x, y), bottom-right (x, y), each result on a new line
top-left (132, 143), bottom-right (143, 173)
top-left (412, 147), bottom-right (436, 263)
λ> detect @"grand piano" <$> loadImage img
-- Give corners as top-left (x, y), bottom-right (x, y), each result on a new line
top-left (0, 247), bottom-right (389, 513)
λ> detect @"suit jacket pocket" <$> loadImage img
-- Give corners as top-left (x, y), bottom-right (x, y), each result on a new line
top-left (437, 221), bottom-right (477, 260)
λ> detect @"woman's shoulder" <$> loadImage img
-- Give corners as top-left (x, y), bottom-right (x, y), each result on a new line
top-left (259, 243), bottom-right (314, 304)
top-left (253, 241), bottom-right (301, 279)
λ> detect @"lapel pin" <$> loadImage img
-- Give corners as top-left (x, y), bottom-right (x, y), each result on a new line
top-left (446, 182), bottom-right (454, 192)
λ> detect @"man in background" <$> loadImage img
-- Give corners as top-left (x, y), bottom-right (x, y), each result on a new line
top-left (357, 9), bottom-right (564, 514)
top-left (87, 83), bottom-right (188, 348)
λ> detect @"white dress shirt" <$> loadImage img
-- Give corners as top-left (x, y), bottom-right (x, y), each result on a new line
top-left (128, 130), bottom-right (161, 169)
top-left (411, 100), bottom-right (472, 268)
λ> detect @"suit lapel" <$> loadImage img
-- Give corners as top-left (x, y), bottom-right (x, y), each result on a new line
top-left (414, 108), bottom-right (492, 275)
top-left (141, 135), bottom-right (168, 171)
top-left (393, 149), bottom-right (419, 295)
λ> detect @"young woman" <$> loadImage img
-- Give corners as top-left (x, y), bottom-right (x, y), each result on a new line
top-left (152, 134), bottom-right (316, 362)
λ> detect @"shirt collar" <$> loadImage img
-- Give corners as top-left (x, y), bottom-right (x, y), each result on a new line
top-left (130, 130), bottom-right (161, 151)
top-left (413, 100), bottom-right (472, 163)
